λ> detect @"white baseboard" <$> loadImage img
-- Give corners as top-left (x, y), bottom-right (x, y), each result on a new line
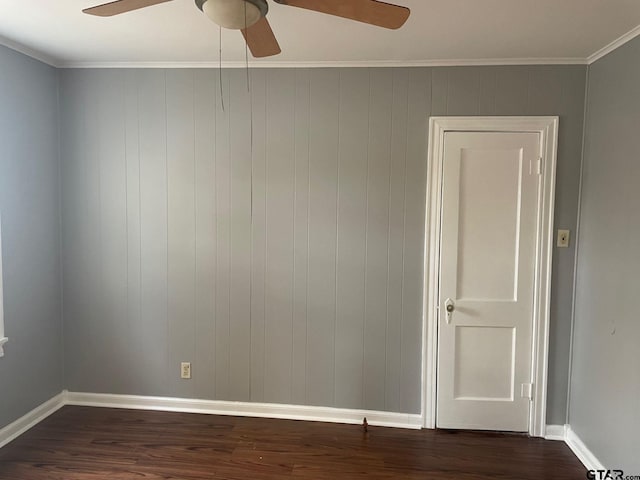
top-left (64, 391), bottom-right (424, 430)
top-left (565, 425), bottom-right (605, 472)
top-left (0, 390), bottom-right (605, 475)
top-left (0, 393), bottom-right (65, 448)
top-left (544, 424), bottom-right (567, 441)
top-left (545, 423), bottom-right (605, 471)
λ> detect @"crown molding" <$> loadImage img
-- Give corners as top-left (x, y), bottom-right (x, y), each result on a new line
top-left (57, 57), bottom-right (587, 69)
top-left (587, 23), bottom-right (640, 64)
top-left (6, 23), bottom-right (640, 70)
top-left (0, 36), bottom-right (60, 68)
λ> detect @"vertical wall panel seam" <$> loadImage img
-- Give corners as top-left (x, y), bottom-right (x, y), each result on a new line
top-left (263, 71), bottom-right (268, 401)
top-left (97, 75), bottom-right (104, 385)
top-left (554, 68), bottom-right (567, 421)
top-left (123, 72), bottom-right (130, 390)
top-left (137, 72), bottom-right (143, 391)
top-left (192, 71), bottom-right (198, 376)
top-left (333, 70), bottom-right (342, 407)
top-left (476, 69), bottom-right (481, 113)
top-left (262, 72), bottom-right (267, 401)
top-left (362, 68), bottom-right (372, 406)
top-left (493, 69), bottom-right (497, 113)
top-left (384, 70), bottom-right (395, 410)
top-left (56, 70), bottom-right (65, 388)
top-left (248, 71), bottom-right (254, 401)
top-left (526, 67), bottom-right (533, 114)
top-left (164, 70), bottom-right (170, 388)
top-left (82, 78), bottom-right (89, 391)
top-left (566, 65), bottom-right (590, 425)
top-left (304, 72), bottom-right (311, 403)
top-left (291, 70), bottom-right (297, 404)
top-left (421, 69), bottom-right (433, 414)
top-left (399, 70), bottom-right (410, 408)
top-left (524, 69), bottom-right (532, 115)
top-left (304, 71), bottom-right (311, 405)
top-left (476, 69), bottom-right (482, 115)
top-left (213, 70), bottom-right (218, 397)
top-left (227, 71), bottom-right (232, 394)
top-left (445, 69), bottom-right (450, 114)
top-left (251, 70), bottom-right (256, 400)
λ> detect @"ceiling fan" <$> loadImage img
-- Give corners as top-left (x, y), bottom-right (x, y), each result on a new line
top-left (82, 0), bottom-right (411, 58)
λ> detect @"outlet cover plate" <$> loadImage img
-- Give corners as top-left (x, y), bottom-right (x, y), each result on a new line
top-left (557, 229), bottom-right (570, 248)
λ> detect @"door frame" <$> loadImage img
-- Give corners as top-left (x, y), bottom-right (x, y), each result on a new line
top-left (421, 116), bottom-right (559, 437)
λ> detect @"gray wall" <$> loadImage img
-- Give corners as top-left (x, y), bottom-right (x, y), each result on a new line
top-left (0, 46), bottom-right (63, 429)
top-left (569, 37), bottom-right (640, 472)
top-left (60, 65), bottom-right (586, 420)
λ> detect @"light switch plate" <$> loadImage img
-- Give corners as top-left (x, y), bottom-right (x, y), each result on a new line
top-left (557, 230), bottom-right (570, 248)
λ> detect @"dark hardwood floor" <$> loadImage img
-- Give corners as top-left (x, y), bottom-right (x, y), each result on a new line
top-left (0, 406), bottom-right (586, 479)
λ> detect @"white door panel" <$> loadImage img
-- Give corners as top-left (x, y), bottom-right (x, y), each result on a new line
top-left (436, 131), bottom-right (540, 432)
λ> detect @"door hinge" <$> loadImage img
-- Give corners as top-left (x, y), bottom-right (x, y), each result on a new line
top-left (521, 383), bottom-right (534, 400)
top-left (530, 157), bottom-right (542, 175)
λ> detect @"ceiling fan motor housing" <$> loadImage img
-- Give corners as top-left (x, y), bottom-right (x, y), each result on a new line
top-left (195, 0), bottom-right (268, 29)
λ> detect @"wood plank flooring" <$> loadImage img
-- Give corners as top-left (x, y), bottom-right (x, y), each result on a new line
top-left (0, 406), bottom-right (586, 479)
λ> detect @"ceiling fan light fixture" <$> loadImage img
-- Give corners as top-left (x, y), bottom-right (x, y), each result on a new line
top-left (202, 0), bottom-right (266, 30)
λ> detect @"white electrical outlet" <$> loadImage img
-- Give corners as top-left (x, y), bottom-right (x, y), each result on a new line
top-left (181, 362), bottom-right (191, 379)
top-left (557, 229), bottom-right (570, 248)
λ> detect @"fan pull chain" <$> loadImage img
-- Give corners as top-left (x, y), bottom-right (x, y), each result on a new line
top-left (244, 1), bottom-right (250, 91)
top-left (219, 25), bottom-right (225, 112)
top-left (244, 1), bottom-right (253, 227)
top-left (245, 1), bottom-right (254, 202)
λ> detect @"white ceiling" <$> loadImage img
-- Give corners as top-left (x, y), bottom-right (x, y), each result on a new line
top-left (1, 0), bottom-right (640, 67)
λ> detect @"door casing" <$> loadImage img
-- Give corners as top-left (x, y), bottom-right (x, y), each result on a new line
top-left (422, 117), bottom-right (559, 437)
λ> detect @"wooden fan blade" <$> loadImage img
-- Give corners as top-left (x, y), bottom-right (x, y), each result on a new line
top-left (274, 0), bottom-right (410, 29)
top-left (241, 17), bottom-right (282, 58)
top-left (83, 0), bottom-right (173, 17)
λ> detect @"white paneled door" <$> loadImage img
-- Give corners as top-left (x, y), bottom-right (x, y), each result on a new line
top-left (436, 131), bottom-right (540, 432)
